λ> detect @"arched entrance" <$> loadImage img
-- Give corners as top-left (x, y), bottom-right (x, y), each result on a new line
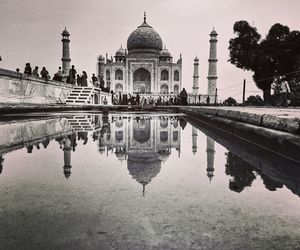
top-left (133, 68), bottom-right (151, 93)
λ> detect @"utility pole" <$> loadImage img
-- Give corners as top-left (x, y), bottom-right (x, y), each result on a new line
top-left (242, 79), bottom-right (246, 106)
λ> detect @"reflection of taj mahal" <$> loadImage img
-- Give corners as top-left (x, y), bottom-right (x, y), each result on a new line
top-left (97, 13), bottom-right (182, 96)
top-left (99, 114), bottom-right (181, 194)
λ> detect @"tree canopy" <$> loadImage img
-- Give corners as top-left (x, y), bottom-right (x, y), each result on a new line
top-left (229, 21), bottom-right (300, 103)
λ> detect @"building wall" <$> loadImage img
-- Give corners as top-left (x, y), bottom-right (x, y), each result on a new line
top-left (0, 69), bottom-right (72, 104)
top-left (101, 55), bottom-right (182, 95)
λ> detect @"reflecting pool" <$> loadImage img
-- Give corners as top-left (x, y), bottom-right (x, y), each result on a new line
top-left (0, 113), bottom-right (300, 250)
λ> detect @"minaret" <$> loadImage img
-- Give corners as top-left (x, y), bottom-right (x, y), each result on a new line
top-left (207, 28), bottom-right (218, 103)
top-left (61, 27), bottom-right (71, 77)
top-left (206, 136), bottom-right (215, 182)
top-left (192, 127), bottom-right (198, 154)
top-left (193, 57), bottom-right (199, 95)
top-left (97, 55), bottom-right (105, 80)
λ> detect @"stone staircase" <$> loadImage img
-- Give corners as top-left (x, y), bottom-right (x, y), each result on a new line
top-left (65, 86), bottom-right (95, 105)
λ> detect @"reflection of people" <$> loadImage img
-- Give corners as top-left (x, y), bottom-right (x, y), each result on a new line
top-left (78, 132), bottom-right (88, 145)
top-left (27, 145), bottom-right (33, 153)
top-left (0, 155), bottom-right (4, 174)
top-left (42, 138), bottom-right (50, 148)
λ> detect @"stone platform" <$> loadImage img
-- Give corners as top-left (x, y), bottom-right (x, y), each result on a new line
top-left (180, 106), bottom-right (300, 135)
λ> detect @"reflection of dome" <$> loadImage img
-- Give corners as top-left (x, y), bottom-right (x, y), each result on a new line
top-left (127, 153), bottom-right (162, 195)
top-left (127, 14), bottom-right (163, 53)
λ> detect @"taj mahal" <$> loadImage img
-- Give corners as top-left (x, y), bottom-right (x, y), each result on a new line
top-left (93, 13), bottom-right (218, 103)
top-left (97, 13), bottom-right (182, 96)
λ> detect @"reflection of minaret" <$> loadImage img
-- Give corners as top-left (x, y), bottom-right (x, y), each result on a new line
top-left (63, 138), bottom-right (72, 179)
top-left (192, 127), bottom-right (198, 154)
top-left (207, 28), bottom-right (218, 103)
top-left (206, 136), bottom-right (215, 182)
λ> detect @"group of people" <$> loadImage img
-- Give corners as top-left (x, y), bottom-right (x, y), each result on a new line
top-left (22, 63), bottom-right (52, 80)
top-left (111, 88), bottom-right (188, 106)
top-left (20, 63), bottom-right (104, 89)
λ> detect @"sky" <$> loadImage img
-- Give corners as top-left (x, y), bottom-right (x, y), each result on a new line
top-left (0, 0), bottom-right (299, 101)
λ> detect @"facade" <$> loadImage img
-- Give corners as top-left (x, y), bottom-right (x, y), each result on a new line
top-left (97, 14), bottom-right (182, 96)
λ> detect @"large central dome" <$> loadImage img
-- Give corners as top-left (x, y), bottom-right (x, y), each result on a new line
top-left (127, 14), bottom-right (163, 53)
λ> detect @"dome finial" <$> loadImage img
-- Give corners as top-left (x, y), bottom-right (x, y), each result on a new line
top-left (144, 11), bottom-right (146, 23)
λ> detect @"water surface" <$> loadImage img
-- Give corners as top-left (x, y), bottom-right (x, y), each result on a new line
top-left (0, 112), bottom-right (299, 250)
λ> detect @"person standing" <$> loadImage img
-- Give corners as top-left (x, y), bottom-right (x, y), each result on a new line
top-left (69, 65), bottom-right (76, 85)
top-left (32, 66), bottom-right (39, 77)
top-left (180, 88), bottom-right (188, 106)
top-left (24, 63), bottom-right (32, 75)
top-left (92, 74), bottom-right (98, 86)
top-left (53, 67), bottom-right (63, 81)
top-left (280, 80), bottom-right (291, 107)
top-left (40, 67), bottom-right (49, 80)
top-left (81, 71), bottom-right (88, 86)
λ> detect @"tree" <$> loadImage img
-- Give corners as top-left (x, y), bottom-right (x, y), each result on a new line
top-left (223, 97), bottom-right (237, 106)
top-left (244, 95), bottom-right (264, 106)
top-left (229, 21), bottom-right (300, 104)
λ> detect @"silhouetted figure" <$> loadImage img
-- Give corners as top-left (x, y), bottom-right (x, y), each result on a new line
top-left (24, 63), bottom-right (32, 75)
top-left (16, 68), bottom-right (20, 73)
top-left (32, 66), bottom-right (39, 77)
top-left (77, 132), bottom-right (88, 145)
top-left (76, 74), bottom-right (81, 86)
top-left (99, 77), bottom-right (105, 90)
top-left (40, 67), bottom-right (49, 80)
top-left (69, 65), bottom-right (77, 85)
top-left (81, 71), bottom-right (88, 86)
top-left (68, 133), bottom-right (77, 152)
top-left (179, 88), bottom-right (188, 105)
top-left (0, 155), bottom-right (4, 174)
top-left (53, 67), bottom-right (63, 81)
top-left (206, 96), bottom-right (210, 104)
top-left (92, 74), bottom-right (98, 86)
top-left (42, 138), bottom-right (50, 149)
top-left (179, 117), bottom-right (187, 130)
top-left (27, 145), bottom-right (33, 153)
top-left (136, 93), bottom-right (140, 105)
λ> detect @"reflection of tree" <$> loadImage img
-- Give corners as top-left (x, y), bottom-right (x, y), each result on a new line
top-left (225, 152), bottom-right (256, 193)
top-left (225, 151), bottom-right (285, 193)
top-left (256, 169), bottom-right (283, 191)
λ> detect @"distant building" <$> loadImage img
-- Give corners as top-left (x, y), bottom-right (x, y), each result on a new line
top-left (97, 13), bottom-right (182, 97)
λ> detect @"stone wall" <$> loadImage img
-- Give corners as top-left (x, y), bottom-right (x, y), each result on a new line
top-left (0, 68), bottom-right (72, 104)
